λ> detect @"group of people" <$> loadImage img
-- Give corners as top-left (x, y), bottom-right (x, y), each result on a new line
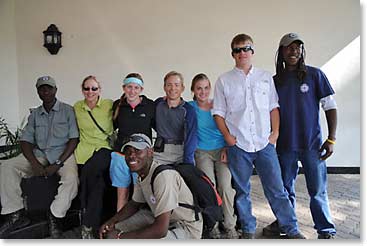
top-left (0, 32), bottom-right (337, 240)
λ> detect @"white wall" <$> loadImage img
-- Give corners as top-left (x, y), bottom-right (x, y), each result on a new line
top-left (0, 0), bottom-right (360, 166)
top-left (0, 0), bottom-right (19, 137)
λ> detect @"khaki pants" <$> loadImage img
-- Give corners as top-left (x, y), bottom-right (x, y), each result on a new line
top-left (195, 148), bottom-right (237, 229)
top-left (114, 209), bottom-right (190, 239)
top-left (153, 144), bottom-right (184, 165)
top-left (0, 154), bottom-right (78, 218)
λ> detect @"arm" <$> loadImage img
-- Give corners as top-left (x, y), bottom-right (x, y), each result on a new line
top-left (116, 187), bottom-right (129, 212)
top-left (20, 141), bottom-right (47, 177)
top-left (319, 109), bottom-right (337, 160)
top-left (268, 108), bottom-right (280, 145)
top-left (116, 211), bottom-right (171, 239)
top-left (45, 138), bottom-right (79, 176)
top-left (183, 104), bottom-right (198, 164)
top-left (99, 200), bottom-right (143, 239)
top-left (214, 115), bottom-right (236, 146)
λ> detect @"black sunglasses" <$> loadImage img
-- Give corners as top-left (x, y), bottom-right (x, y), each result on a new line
top-left (83, 87), bottom-right (99, 91)
top-left (232, 46), bottom-right (254, 54)
top-left (130, 135), bottom-right (150, 145)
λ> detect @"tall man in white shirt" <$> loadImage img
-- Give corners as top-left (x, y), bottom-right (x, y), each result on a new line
top-left (213, 33), bottom-right (305, 239)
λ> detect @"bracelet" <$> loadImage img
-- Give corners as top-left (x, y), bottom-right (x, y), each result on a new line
top-left (116, 230), bottom-right (124, 239)
top-left (326, 139), bottom-right (336, 145)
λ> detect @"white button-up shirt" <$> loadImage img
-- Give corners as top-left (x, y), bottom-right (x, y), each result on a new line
top-left (213, 67), bottom-right (279, 152)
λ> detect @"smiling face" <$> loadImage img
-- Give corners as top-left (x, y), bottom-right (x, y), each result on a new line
top-left (192, 79), bottom-right (211, 103)
top-left (123, 83), bottom-right (143, 103)
top-left (282, 41), bottom-right (303, 70)
top-left (164, 75), bottom-right (185, 101)
top-left (82, 77), bottom-right (100, 104)
top-left (124, 146), bottom-right (153, 177)
top-left (37, 84), bottom-right (57, 104)
top-left (232, 40), bottom-right (254, 68)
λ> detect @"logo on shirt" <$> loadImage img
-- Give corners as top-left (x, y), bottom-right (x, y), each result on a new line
top-left (300, 83), bottom-right (309, 93)
top-left (139, 113), bottom-right (146, 117)
top-left (150, 195), bottom-right (156, 204)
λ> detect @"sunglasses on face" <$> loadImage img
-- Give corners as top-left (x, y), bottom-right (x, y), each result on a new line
top-left (232, 45), bottom-right (254, 54)
top-left (83, 87), bottom-right (99, 91)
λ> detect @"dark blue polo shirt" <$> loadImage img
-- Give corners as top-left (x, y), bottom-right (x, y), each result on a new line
top-left (275, 66), bottom-right (335, 152)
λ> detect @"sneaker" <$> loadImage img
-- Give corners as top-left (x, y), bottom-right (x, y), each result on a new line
top-left (0, 209), bottom-right (30, 238)
top-left (318, 233), bottom-right (335, 239)
top-left (47, 211), bottom-right (63, 239)
top-left (286, 232), bottom-right (306, 239)
top-left (222, 227), bottom-right (239, 239)
top-left (263, 220), bottom-right (285, 236)
top-left (241, 232), bottom-right (255, 239)
top-left (81, 225), bottom-right (95, 239)
top-left (208, 225), bottom-right (221, 239)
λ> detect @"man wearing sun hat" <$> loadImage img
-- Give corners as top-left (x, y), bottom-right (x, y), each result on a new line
top-left (262, 33), bottom-right (337, 239)
top-left (0, 76), bottom-right (79, 238)
top-left (99, 133), bottom-right (203, 239)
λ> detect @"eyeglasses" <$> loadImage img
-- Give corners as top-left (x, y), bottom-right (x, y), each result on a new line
top-left (232, 46), bottom-right (254, 54)
top-left (130, 135), bottom-right (151, 145)
top-left (83, 87), bottom-right (99, 91)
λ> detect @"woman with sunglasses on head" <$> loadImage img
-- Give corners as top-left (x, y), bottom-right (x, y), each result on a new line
top-left (188, 73), bottom-right (237, 239)
top-left (74, 75), bottom-right (116, 239)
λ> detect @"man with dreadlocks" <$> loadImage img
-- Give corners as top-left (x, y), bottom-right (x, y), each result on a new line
top-left (263, 33), bottom-right (337, 239)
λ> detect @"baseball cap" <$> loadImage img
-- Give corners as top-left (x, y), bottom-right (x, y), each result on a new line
top-left (36, 76), bottom-right (56, 88)
top-left (121, 133), bottom-right (152, 152)
top-left (279, 33), bottom-right (304, 47)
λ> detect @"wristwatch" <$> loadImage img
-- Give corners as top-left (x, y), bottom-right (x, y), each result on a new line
top-left (54, 159), bottom-right (64, 167)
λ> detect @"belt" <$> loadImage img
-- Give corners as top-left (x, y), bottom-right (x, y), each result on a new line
top-left (164, 139), bottom-right (183, 145)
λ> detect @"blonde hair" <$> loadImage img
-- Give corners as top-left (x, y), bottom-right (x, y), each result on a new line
top-left (163, 71), bottom-right (184, 86)
top-left (82, 75), bottom-right (101, 89)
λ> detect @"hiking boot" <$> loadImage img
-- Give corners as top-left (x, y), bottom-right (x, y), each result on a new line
top-left (318, 233), bottom-right (335, 239)
top-left (208, 225), bottom-right (221, 239)
top-left (241, 232), bottom-right (255, 239)
top-left (286, 232), bottom-right (306, 239)
top-left (0, 209), bottom-right (30, 238)
top-left (81, 225), bottom-right (95, 239)
top-left (262, 220), bottom-right (285, 236)
top-left (222, 227), bottom-right (239, 239)
top-left (47, 211), bottom-right (63, 239)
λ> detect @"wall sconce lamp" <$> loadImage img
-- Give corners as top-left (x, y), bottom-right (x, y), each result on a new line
top-left (43, 24), bottom-right (62, 55)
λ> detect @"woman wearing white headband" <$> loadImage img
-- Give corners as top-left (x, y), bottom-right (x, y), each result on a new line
top-left (109, 73), bottom-right (155, 210)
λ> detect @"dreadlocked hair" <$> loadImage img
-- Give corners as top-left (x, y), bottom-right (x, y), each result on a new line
top-left (274, 46), bottom-right (307, 86)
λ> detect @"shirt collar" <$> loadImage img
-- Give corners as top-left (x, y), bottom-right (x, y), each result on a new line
top-left (40, 99), bottom-right (60, 114)
top-left (233, 65), bottom-right (254, 75)
top-left (82, 97), bottom-right (102, 110)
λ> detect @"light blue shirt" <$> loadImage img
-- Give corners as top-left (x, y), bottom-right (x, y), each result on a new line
top-left (109, 151), bottom-right (137, 188)
top-left (20, 99), bottom-right (79, 164)
top-left (188, 101), bottom-right (225, 151)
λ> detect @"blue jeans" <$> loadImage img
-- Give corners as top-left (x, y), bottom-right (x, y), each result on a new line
top-left (228, 144), bottom-right (299, 235)
top-left (278, 150), bottom-right (336, 235)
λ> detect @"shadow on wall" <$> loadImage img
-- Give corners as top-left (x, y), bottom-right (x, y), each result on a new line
top-left (320, 36), bottom-right (360, 167)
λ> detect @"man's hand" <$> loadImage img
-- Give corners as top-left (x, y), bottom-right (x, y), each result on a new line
top-left (31, 163), bottom-right (47, 176)
top-left (99, 219), bottom-right (116, 239)
top-left (44, 165), bottom-right (60, 177)
top-left (268, 131), bottom-right (279, 145)
top-left (319, 140), bottom-right (334, 160)
top-left (224, 134), bottom-right (236, 146)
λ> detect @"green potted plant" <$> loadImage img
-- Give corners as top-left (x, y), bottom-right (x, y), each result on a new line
top-left (0, 116), bottom-right (25, 160)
